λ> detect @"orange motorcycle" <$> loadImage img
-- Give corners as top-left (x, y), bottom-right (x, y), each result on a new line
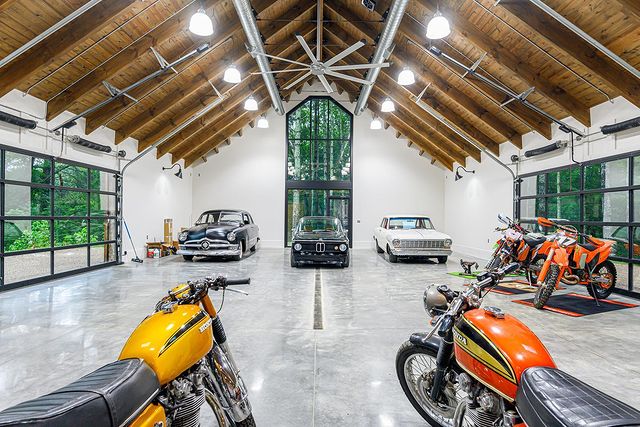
top-left (0, 276), bottom-right (256, 427)
top-left (531, 217), bottom-right (617, 308)
top-left (396, 263), bottom-right (640, 426)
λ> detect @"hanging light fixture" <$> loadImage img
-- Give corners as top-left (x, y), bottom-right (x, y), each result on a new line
top-left (257, 115), bottom-right (269, 128)
top-left (244, 96), bottom-right (258, 111)
top-left (370, 117), bottom-right (383, 129)
top-left (162, 163), bottom-right (183, 179)
top-left (426, 11), bottom-right (450, 40)
top-left (223, 64), bottom-right (241, 83)
top-left (381, 98), bottom-right (395, 112)
top-left (397, 67), bottom-right (415, 85)
top-left (189, 8), bottom-right (214, 37)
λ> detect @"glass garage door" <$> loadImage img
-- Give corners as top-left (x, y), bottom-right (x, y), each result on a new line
top-left (0, 146), bottom-right (120, 291)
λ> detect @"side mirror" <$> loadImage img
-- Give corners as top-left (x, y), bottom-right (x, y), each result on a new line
top-left (497, 213), bottom-right (511, 225)
top-left (537, 216), bottom-right (554, 228)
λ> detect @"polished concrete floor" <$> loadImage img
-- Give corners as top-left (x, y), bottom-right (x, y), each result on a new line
top-left (1, 248), bottom-right (639, 426)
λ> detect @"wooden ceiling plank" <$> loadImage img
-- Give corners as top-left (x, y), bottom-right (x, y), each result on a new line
top-left (617, 0), bottom-right (640, 22)
top-left (0, 0), bottom-right (18, 12)
top-left (90, 0), bottom-right (314, 137)
top-left (0, 0), bottom-right (137, 98)
top-left (417, 0), bottom-right (592, 127)
top-left (499, 0), bottom-right (640, 109)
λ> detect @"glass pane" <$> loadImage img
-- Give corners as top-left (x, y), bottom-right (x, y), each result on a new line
top-left (4, 152), bottom-right (51, 184)
top-left (520, 175), bottom-right (545, 197)
top-left (614, 261), bottom-right (630, 291)
top-left (520, 198), bottom-right (545, 220)
top-left (54, 219), bottom-right (87, 247)
top-left (54, 247), bottom-right (88, 274)
top-left (585, 225), bottom-right (629, 258)
top-left (634, 157), bottom-right (640, 185)
top-left (4, 253), bottom-right (50, 284)
top-left (288, 102), bottom-right (311, 140)
top-left (90, 243), bottom-right (116, 265)
top-left (54, 162), bottom-right (88, 188)
top-left (90, 219), bottom-right (115, 243)
top-left (90, 193), bottom-right (116, 216)
top-left (287, 189), bottom-right (328, 244)
top-left (633, 227), bottom-right (640, 260)
top-left (89, 169), bottom-right (116, 192)
top-left (4, 185), bottom-right (50, 216)
top-left (288, 140), bottom-right (311, 180)
top-left (634, 190), bottom-right (640, 222)
top-left (633, 264), bottom-right (640, 292)
top-left (317, 99), bottom-right (328, 139)
top-left (547, 168), bottom-right (579, 193)
top-left (330, 140), bottom-right (350, 181)
top-left (54, 190), bottom-right (88, 216)
top-left (584, 158), bottom-right (628, 190)
top-left (4, 219), bottom-right (50, 252)
top-left (547, 195), bottom-right (580, 221)
top-left (584, 191), bottom-right (629, 222)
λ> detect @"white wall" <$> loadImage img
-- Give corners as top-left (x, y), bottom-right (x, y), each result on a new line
top-left (0, 89), bottom-right (193, 261)
top-left (444, 96), bottom-right (640, 260)
top-left (192, 82), bottom-right (446, 248)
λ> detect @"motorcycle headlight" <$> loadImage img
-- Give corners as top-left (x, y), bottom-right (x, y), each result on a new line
top-left (444, 239), bottom-right (452, 248)
top-left (178, 231), bottom-right (188, 242)
top-left (423, 285), bottom-right (449, 317)
top-left (293, 243), bottom-right (302, 251)
top-left (227, 231), bottom-right (236, 242)
top-left (392, 239), bottom-right (401, 248)
top-left (339, 243), bottom-right (348, 252)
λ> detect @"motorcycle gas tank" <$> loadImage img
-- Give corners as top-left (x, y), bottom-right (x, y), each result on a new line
top-left (453, 308), bottom-right (555, 400)
top-left (119, 304), bottom-right (213, 385)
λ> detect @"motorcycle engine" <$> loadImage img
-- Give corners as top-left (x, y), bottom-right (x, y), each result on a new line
top-left (457, 373), bottom-right (502, 427)
top-left (164, 371), bottom-right (206, 427)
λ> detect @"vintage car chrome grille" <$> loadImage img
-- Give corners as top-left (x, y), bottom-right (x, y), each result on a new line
top-left (399, 239), bottom-right (445, 249)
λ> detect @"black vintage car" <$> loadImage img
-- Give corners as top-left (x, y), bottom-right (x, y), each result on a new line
top-left (177, 209), bottom-right (259, 261)
top-left (290, 216), bottom-right (350, 268)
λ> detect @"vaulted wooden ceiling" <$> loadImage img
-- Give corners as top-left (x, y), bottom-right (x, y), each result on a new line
top-left (0, 0), bottom-right (638, 171)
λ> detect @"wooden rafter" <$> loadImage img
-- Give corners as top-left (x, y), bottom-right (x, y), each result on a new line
top-left (499, 0), bottom-right (640, 109)
top-left (316, 0), bottom-right (324, 61)
top-left (0, 0), bottom-right (138, 98)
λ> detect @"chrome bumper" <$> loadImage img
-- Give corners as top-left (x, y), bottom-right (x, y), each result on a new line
top-left (390, 248), bottom-right (452, 257)
top-left (177, 244), bottom-right (241, 257)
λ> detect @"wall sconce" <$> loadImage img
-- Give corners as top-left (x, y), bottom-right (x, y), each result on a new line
top-left (163, 163), bottom-right (183, 179)
top-left (454, 166), bottom-right (475, 181)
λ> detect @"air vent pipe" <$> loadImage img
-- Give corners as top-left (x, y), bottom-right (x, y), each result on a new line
top-left (523, 140), bottom-right (567, 158)
top-left (232, 0), bottom-right (284, 115)
top-left (601, 116), bottom-right (640, 135)
top-left (0, 110), bottom-right (37, 129)
top-left (66, 135), bottom-right (112, 153)
top-left (354, 0), bottom-right (409, 115)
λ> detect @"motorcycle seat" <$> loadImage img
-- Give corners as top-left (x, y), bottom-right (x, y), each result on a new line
top-left (524, 233), bottom-right (546, 247)
top-left (0, 358), bottom-right (159, 427)
top-left (580, 243), bottom-right (597, 251)
top-left (516, 367), bottom-right (640, 427)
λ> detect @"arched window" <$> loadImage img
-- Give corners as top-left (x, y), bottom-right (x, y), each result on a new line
top-left (285, 97), bottom-right (353, 245)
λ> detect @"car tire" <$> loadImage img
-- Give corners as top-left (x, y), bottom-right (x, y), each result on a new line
top-left (290, 252), bottom-right (298, 268)
top-left (375, 239), bottom-right (384, 254)
top-left (342, 253), bottom-right (350, 268)
top-left (233, 242), bottom-right (245, 261)
top-left (437, 256), bottom-right (448, 264)
top-left (250, 238), bottom-right (258, 252)
top-left (183, 255), bottom-right (194, 261)
top-left (387, 245), bottom-right (398, 263)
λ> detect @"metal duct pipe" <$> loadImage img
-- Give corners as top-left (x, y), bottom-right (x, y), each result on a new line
top-left (66, 135), bottom-right (112, 153)
top-left (354, 0), bottom-right (409, 115)
top-left (523, 140), bottom-right (567, 158)
top-left (232, 0), bottom-right (284, 115)
top-left (0, 110), bottom-right (37, 129)
top-left (601, 116), bottom-right (640, 135)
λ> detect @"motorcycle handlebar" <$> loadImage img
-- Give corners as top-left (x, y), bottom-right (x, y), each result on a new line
top-left (477, 262), bottom-right (520, 290)
top-left (438, 315), bottom-right (455, 337)
top-left (224, 277), bottom-right (251, 286)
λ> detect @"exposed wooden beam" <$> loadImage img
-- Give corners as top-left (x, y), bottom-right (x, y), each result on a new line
top-left (0, 0), bottom-right (137, 98)
top-left (499, 0), bottom-right (640, 109)
top-left (317, 0), bottom-right (324, 61)
top-left (617, 0), bottom-right (640, 21)
top-left (417, 0), bottom-right (591, 127)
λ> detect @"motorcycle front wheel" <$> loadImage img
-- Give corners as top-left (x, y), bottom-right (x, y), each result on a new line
top-left (533, 264), bottom-right (560, 309)
top-left (201, 387), bottom-right (257, 427)
top-left (588, 260), bottom-right (617, 299)
top-left (396, 341), bottom-right (461, 427)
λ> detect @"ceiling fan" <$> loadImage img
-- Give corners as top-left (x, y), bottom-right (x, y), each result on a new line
top-left (252, 33), bottom-right (389, 94)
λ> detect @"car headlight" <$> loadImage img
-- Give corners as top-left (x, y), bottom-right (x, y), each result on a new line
top-left (227, 231), bottom-right (236, 242)
top-left (339, 243), bottom-right (347, 252)
top-left (293, 243), bottom-right (302, 251)
top-left (392, 239), bottom-right (401, 248)
top-left (444, 239), bottom-right (452, 248)
top-left (178, 231), bottom-right (188, 241)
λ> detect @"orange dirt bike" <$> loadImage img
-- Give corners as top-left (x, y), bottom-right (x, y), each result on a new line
top-left (0, 276), bottom-right (256, 427)
top-left (531, 217), bottom-right (617, 309)
top-left (396, 263), bottom-right (640, 427)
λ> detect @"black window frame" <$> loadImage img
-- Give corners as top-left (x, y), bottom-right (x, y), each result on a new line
top-left (516, 150), bottom-right (640, 299)
top-left (284, 96), bottom-right (354, 246)
top-left (0, 144), bottom-right (120, 292)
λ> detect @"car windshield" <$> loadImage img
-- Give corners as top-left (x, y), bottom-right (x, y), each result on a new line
top-left (299, 217), bottom-right (341, 233)
top-left (388, 217), bottom-right (433, 230)
top-left (196, 211), bottom-right (243, 224)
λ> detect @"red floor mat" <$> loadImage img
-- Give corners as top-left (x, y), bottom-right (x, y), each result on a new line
top-left (513, 293), bottom-right (638, 317)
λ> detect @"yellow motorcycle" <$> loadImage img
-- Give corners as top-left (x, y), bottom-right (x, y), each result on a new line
top-left (0, 276), bottom-right (256, 427)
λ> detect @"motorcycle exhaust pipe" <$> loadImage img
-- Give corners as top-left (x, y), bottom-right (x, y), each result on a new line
top-left (561, 273), bottom-right (580, 285)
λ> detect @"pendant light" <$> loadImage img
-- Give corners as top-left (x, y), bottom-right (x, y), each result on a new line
top-left (426, 10), bottom-right (450, 40)
top-left (244, 96), bottom-right (258, 111)
top-left (257, 115), bottom-right (269, 128)
top-left (370, 117), bottom-right (382, 130)
top-left (223, 64), bottom-right (241, 83)
top-left (397, 67), bottom-right (415, 85)
top-left (381, 98), bottom-right (395, 112)
top-left (189, 8), bottom-right (214, 37)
